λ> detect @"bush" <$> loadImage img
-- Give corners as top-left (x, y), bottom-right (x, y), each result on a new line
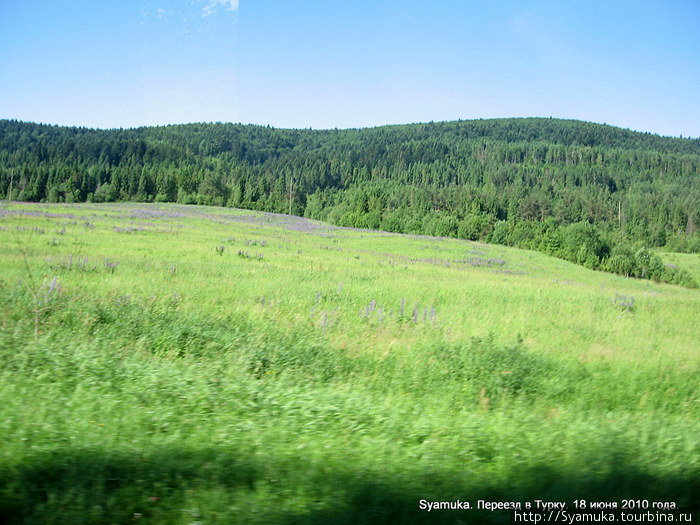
top-left (457, 213), bottom-right (495, 241)
top-left (665, 233), bottom-right (700, 254)
top-left (604, 245), bottom-right (637, 277)
top-left (561, 222), bottom-right (608, 266)
top-left (429, 335), bottom-right (554, 403)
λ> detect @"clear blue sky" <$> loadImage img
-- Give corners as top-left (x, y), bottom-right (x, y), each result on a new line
top-left (1, 0), bottom-right (699, 137)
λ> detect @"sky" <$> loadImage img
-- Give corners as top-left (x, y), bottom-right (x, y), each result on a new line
top-left (1, 0), bottom-right (699, 137)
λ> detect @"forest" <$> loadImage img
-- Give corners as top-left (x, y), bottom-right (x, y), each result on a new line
top-left (1, 117), bottom-right (699, 286)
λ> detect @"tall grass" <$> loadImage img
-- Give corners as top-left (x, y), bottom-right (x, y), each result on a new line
top-left (0, 202), bottom-right (698, 524)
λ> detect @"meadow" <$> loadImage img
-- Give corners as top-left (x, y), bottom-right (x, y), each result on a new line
top-left (0, 202), bottom-right (698, 524)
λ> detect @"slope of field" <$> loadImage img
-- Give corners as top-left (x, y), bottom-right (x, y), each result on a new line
top-left (0, 202), bottom-right (698, 524)
top-left (2, 117), bottom-right (699, 268)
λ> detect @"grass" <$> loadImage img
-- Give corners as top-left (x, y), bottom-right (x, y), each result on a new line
top-left (0, 202), bottom-right (698, 524)
top-left (659, 250), bottom-right (700, 285)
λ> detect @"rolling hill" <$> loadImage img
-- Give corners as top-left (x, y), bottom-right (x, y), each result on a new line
top-left (1, 117), bottom-right (699, 285)
top-left (0, 201), bottom-right (698, 523)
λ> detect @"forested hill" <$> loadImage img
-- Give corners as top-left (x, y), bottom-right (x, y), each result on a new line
top-left (1, 117), bottom-right (699, 286)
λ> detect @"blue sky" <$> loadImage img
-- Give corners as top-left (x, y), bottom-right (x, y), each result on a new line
top-left (1, 0), bottom-right (699, 136)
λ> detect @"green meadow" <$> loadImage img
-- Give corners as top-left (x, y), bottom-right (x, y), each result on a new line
top-left (0, 202), bottom-right (698, 524)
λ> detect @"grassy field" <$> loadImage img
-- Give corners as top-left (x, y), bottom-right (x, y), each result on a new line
top-left (1, 202), bottom-right (698, 524)
top-left (659, 251), bottom-right (700, 286)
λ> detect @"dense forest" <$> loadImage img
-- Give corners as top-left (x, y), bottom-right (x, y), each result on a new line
top-left (1, 117), bottom-right (699, 286)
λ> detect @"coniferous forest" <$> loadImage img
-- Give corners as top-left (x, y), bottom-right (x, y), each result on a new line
top-left (1, 117), bottom-right (699, 286)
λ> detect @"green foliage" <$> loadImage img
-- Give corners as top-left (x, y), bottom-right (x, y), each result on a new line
top-left (2, 117), bottom-right (699, 283)
top-left (561, 222), bottom-right (607, 266)
top-left (665, 233), bottom-right (700, 254)
top-left (429, 335), bottom-right (554, 401)
top-left (605, 245), bottom-right (637, 277)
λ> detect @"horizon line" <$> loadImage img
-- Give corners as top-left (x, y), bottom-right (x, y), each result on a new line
top-left (1, 115), bottom-right (698, 140)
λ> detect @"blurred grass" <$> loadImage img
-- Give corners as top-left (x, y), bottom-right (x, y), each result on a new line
top-left (659, 250), bottom-right (700, 284)
top-left (0, 202), bottom-right (698, 524)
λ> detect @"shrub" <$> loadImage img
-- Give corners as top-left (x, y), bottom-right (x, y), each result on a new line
top-left (561, 222), bottom-right (608, 266)
top-left (430, 335), bottom-right (553, 403)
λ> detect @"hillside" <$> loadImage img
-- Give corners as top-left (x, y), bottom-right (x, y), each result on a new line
top-left (0, 201), bottom-right (698, 523)
top-left (1, 117), bottom-right (699, 284)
